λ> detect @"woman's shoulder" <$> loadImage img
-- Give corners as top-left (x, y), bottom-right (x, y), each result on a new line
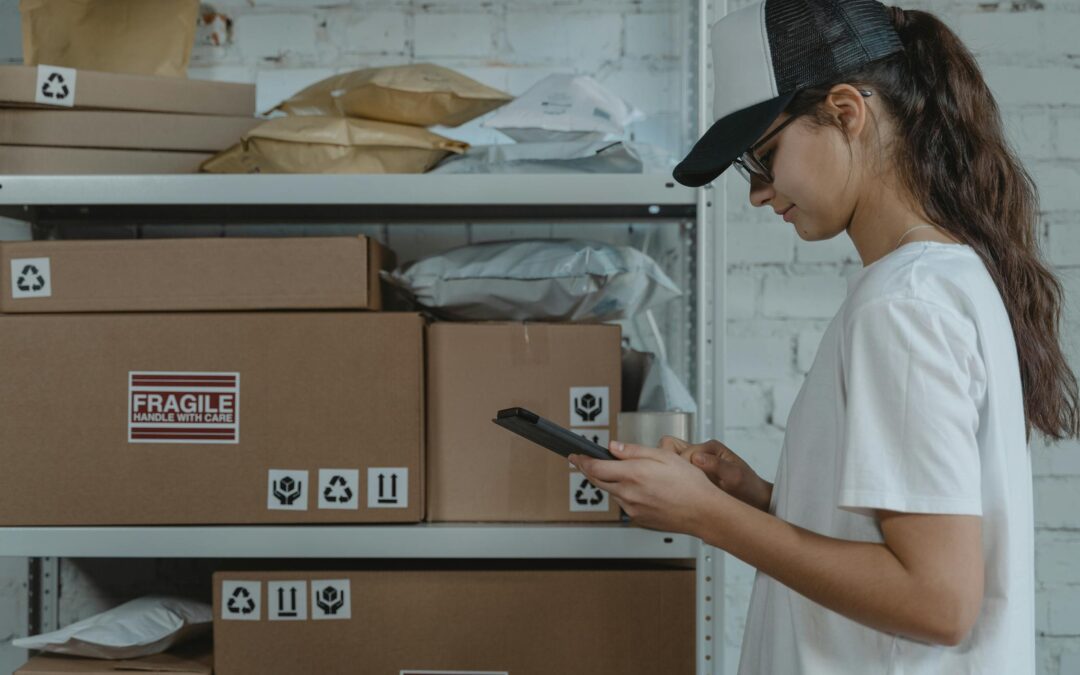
top-left (843, 241), bottom-right (995, 329)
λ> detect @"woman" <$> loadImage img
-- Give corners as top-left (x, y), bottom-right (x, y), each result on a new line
top-left (569, 0), bottom-right (1078, 672)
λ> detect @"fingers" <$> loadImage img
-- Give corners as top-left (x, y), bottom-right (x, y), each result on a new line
top-left (609, 440), bottom-right (667, 462)
top-left (570, 454), bottom-right (632, 483)
top-left (657, 435), bottom-right (690, 454)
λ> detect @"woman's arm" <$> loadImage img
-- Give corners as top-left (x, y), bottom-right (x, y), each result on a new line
top-left (695, 493), bottom-right (984, 646)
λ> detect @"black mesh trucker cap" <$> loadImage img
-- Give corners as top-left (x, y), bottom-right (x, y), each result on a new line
top-left (673, 0), bottom-right (904, 187)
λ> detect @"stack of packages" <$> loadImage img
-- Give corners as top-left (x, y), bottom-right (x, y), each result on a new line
top-left (1, 234), bottom-right (694, 674)
top-left (432, 73), bottom-right (674, 174)
top-left (202, 64), bottom-right (511, 174)
top-left (0, 0), bottom-right (258, 174)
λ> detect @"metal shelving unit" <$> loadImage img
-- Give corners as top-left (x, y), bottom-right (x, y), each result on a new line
top-left (0, 0), bottom-right (729, 671)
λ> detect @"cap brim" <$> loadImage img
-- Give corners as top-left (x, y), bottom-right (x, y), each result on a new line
top-left (673, 92), bottom-right (797, 188)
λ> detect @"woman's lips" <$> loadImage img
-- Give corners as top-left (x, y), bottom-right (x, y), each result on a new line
top-left (783, 206), bottom-right (797, 223)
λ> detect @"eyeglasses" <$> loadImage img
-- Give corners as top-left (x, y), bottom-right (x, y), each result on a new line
top-left (733, 88), bottom-right (873, 184)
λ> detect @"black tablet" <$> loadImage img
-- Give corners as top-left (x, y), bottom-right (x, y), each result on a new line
top-left (493, 407), bottom-right (616, 461)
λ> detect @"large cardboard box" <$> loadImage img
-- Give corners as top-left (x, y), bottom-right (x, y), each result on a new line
top-left (0, 65), bottom-right (255, 116)
top-left (1, 236), bottom-right (394, 313)
top-left (16, 641), bottom-right (212, 674)
top-left (213, 567), bottom-right (694, 675)
top-left (0, 110), bottom-right (260, 152)
top-left (0, 312), bottom-right (425, 525)
top-left (426, 322), bottom-right (622, 522)
top-left (0, 146), bottom-right (211, 174)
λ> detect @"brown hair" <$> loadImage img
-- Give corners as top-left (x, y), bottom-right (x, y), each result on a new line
top-left (786, 6), bottom-right (1078, 441)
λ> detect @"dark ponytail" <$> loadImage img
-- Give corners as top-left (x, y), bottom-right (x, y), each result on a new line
top-left (788, 5), bottom-right (1079, 442)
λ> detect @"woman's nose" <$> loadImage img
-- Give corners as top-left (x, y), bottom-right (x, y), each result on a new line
top-left (748, 175), bottom-right (774, 208)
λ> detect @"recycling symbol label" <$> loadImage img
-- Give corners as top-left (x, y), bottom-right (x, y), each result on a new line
top-left (34, 65), bottom-right (77, 108)
top-left (311, 579), bottom-right (351, 620)
top-left (10, 258), bottom-right (52, 299)
top-left (318, 469), bottom-right (358, 510)
top-left (267, 469), bottom-right (308, 511)
top-left (569, 472), bottom-right (609, 512)
top-left (221, 580), bottom-right (261, 621)
top-left (569, 386), bottom-right (609, 427)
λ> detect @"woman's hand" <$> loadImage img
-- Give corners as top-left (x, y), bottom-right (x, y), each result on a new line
top-left (569, 440), bottom-right (731, 535)
top-left (656, 436), bottom-right (773, 513)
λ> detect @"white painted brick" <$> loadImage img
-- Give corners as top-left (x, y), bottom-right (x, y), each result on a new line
top-left (624, 12), bottom-right (677, 60)
top-left (1001, 110), bottom-right (1054, 161)
top-left (983, 66), bottom-right (1080, 107)
top-left (1058, 116), bottom-right (1080, 161)
top-left (596, 66), bottom-right (679, 116)
top-left (952, 12), bottom-right (1080, 61)
top-left (1048, 587), bottom-right (1080, 636)
top-left (720, 426), bottom-right (785, 483)
top-left (1061, 650), bottom-right (1080, 675)
top-left (794, 231), bottom-right (859, 264)
top-left (234, 13), bottom-right (320, 61)
top-left (186, 65), bottom-right (257, 84)
top-left (414, 11), bottom-right (497, 59)
top-left (1031, 163), bottom-right (1080, 214)
top-left (1034, 477), bottom-right (1080, 529)
top-left (770, 381), bottom-right (802, 429)
top-left (762, 274), bottom-right (847, 319)
top-left (1036, 589), bottom-right (1050, 636)
top-left (254, 67), bottom-right (336, 114)
top-left (796, 328), bottom-right (824, 373)
top-left (1036, 534), bottom-right (1080, 585)
top-left (507, 12), bottom-right (622, 65)
top-left (1032, 436), bottom-right (1080, 476)
top-left (726, 335), bottom-right (793, 380)
top-left (728, 221), bottom-right (795, 265)
top-left (726, 272), bottom-right (759, 320)
top-left (1047, 224), bottom-right (1080, 267)
top-left (726, 383), bottom-right (768, 428)
top-left (330, 10), bottom-right (409, 55)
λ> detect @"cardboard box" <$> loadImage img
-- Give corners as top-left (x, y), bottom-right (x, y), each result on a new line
top-left (426, 321), bottom-right (622, 522)
top-left (0, 312), bottom-right (425, 525)
top-left (213, 567), bottom-right (694, 675)
top-left (16, 641), bottom-right (212, 674)
top-left (0, 65), bottom-right (255, 116)
top-left (0, 146), bottom-right (211, 174)
top-left (0, 110), bottom-right (260, 152)
top-left (1, 236), bottom-right (395, 313)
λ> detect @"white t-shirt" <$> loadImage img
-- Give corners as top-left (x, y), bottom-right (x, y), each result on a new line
top-left (738, 241), bottom-right (1035, 675)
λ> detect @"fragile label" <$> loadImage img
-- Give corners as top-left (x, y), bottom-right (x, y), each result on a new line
top-left (10, 257), bottom-right (51, 299)
top-left (368, 468), bottom-right (409, 509)
top-left (569, 472), bottom-right (609, 512)
top-left (268, 581), bottom-right (308, 621)
top-left (221, 580), bottom-right (261, 621)
top-left (128, 372), bottom-right (240, 444)
top-left (35, 65), bottom-right (77, 107)
top-left (311, 579), bottom-right (351, 620)
top-left (569, 386), bottom-right (609, 427)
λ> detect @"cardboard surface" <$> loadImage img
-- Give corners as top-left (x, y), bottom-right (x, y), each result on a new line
top-left (16, 640), bottom-right (212, 674)
top-left (0, 109), bottom-right (260, 152)
top-left (0, 146), bottom-right (211, 174)
top-left (1, 236), bottom-right (394, 313)
top-left (0, 312), bottom-right (425, 525)
top-left (213, 568), bottom-right (694, 675)
top-left (0, 65), bottom-right (255, 116)
top-left (426, 322), bottom-right (622, 521)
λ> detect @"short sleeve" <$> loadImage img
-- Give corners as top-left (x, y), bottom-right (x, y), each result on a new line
top-left (838, 298), bottom-right (985, 518)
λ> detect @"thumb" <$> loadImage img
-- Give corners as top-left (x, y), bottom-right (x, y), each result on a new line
top-left (609, 440), bottom-right (661, 460)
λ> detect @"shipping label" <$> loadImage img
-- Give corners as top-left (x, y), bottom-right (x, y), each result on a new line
top-left (128, 371), bottom-right (240, 444)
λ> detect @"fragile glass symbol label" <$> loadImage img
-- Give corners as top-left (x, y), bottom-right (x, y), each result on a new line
top-left (128, 371), bottom-right (240, 444)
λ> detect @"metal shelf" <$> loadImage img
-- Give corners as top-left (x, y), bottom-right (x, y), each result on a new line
top-left (0, 523), bottom-right (699, 559)
top-left (0, 174), bottom-right (697, 223)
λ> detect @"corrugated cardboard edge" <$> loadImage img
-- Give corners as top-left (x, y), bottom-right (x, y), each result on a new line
top-left (364, 235), bottom-right (398, 311)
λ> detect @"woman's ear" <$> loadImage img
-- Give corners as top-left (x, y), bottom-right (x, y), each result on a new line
top-left (824, 84), bottom-right (869, 138)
